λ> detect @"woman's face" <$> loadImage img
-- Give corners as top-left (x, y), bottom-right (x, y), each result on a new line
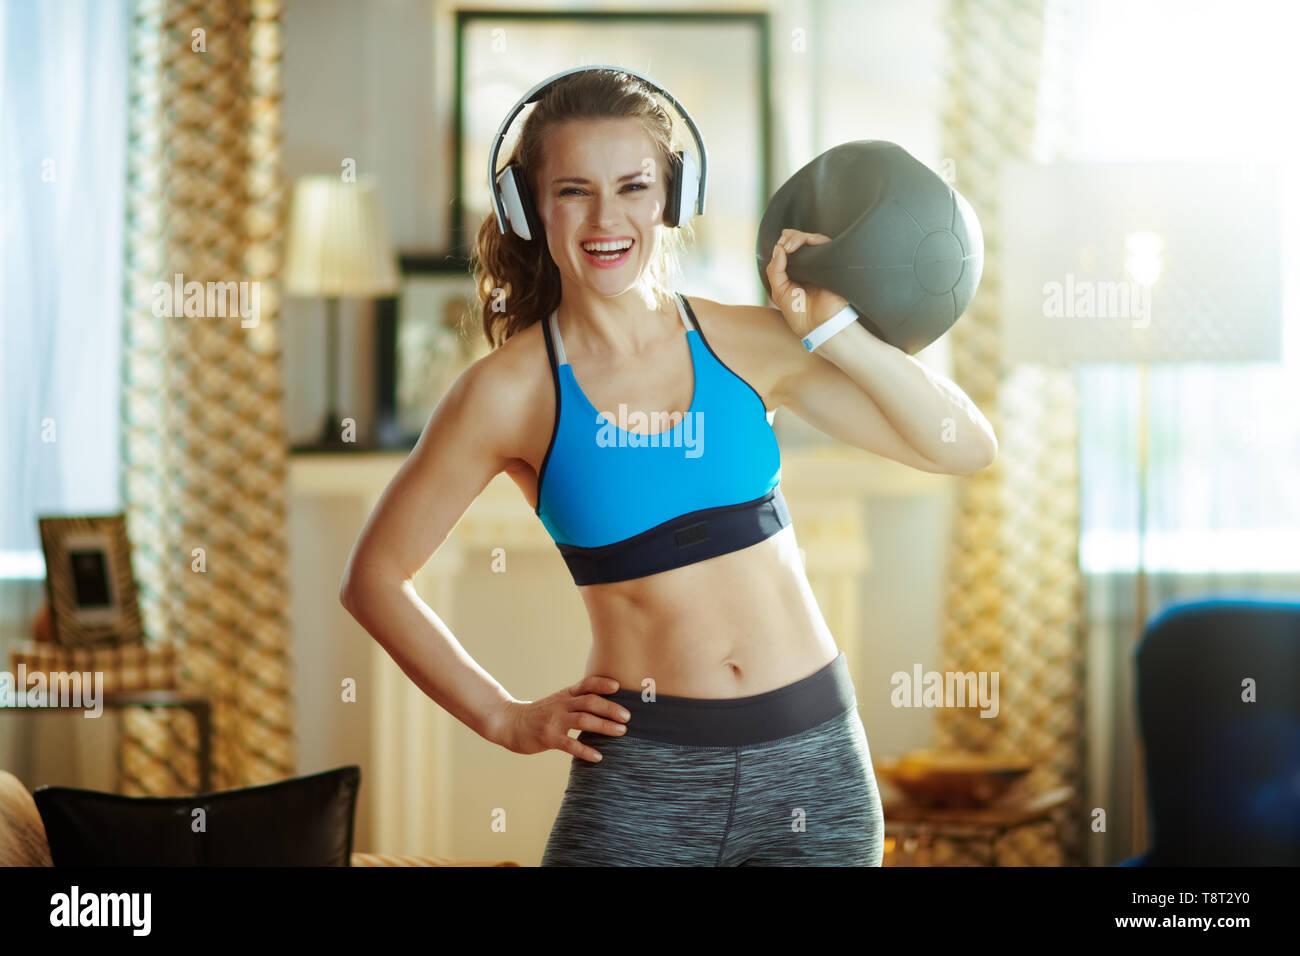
top-left (536, 117), bottom-right (669, 298)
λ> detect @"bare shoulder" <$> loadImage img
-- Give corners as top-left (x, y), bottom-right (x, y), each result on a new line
top-left (454, 319), bottom-right (554, 471)
top-left (680, 294), bottom-right (809, 411)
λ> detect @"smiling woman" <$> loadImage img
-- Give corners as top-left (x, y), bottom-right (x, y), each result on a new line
top-left (470, 70), bottom-right (694, 349)
top-left (565, 169), bottom-right (643, 267)
top-left (541, 119), bottom-right (669, 288)
top-left (343, 66), bottom-right (887, 868)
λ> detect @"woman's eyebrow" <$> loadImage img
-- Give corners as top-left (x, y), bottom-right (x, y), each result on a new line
top-left (551, 170), bottom-right (647, 185)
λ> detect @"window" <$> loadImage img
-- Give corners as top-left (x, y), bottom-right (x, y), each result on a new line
top-left (1058, 0), bottom-right (1300, 573)
top-left (0, 0), bottom-right (129, 581)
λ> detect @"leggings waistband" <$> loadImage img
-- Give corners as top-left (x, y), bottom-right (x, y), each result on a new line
top-left (602, 651), bottom-right (855, 746)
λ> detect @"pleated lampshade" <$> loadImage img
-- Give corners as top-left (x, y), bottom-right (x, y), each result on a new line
top-left (283, 175), bottom-right (400, 297)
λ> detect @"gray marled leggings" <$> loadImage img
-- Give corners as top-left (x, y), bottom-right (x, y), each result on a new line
top-left (540, 651), bottom-right (885, 866)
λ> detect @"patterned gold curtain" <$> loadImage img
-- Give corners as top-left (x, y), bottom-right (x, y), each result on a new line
top-left (118, 0), bottom-right (294, 795)
top-left (935, 0), bottom-right (1086, 865)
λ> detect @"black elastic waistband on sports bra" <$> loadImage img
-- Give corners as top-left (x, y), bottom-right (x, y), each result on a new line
top-left (555, 486), bottom-right (790, 586)
top-left (602, 651), bottom-right (855, 746)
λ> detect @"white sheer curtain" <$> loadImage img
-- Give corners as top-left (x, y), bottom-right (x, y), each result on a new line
top-left (0, 0), bottom-right (129, 782)
top-left (1044, 0), bottom-right (1300, 864)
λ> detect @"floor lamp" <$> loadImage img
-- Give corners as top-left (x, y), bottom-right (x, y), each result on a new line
top-left (998, 158), bottom-right (1283, 860)
top-left (283, 175), bottom-right (400, 449)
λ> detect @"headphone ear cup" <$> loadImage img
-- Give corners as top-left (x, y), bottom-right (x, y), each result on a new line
top-left (497, 164), bottom-right (543, 241)
top-left (664, 152), bottom-right (684, 228)
top-left (674, 151), bottom-right (700, 229)
top-left (513, 169), bottom-right (545, 242)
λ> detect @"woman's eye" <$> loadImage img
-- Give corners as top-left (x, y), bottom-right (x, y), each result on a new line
top-left (559, 184), bottom-right (646, 196)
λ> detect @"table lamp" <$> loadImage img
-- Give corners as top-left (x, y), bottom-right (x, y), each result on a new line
top-left (283, 175), bottom-right (400, 448)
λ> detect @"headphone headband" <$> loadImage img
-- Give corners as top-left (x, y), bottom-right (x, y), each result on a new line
top-left (487, 65), bottom-right (708, 236)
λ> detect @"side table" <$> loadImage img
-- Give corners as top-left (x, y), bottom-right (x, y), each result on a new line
top-left (0, 689), bottom-right (212, 795)
top-left (882, 786), bottom-right (1074, 866)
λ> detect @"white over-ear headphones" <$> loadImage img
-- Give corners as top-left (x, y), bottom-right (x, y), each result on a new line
top-left (487, 65), bottom-right (708, 242)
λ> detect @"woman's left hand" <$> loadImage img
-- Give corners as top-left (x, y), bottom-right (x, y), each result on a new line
top-left (765, 229), bottom-right (851, 339)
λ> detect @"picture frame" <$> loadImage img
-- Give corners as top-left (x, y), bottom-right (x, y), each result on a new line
top-left (36, 513), bottom-right (145, 648)
top-left (451, 9), bottom-right (772, 306)
top-left (373, 253), bottom-right (488, 449)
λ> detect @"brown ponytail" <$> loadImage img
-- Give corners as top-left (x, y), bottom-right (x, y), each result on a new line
top-left (469, 68), bottom-right (695, 351)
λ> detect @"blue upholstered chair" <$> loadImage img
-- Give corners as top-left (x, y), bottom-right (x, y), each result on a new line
top-left (1119, 596), bottom-right (1300, 866)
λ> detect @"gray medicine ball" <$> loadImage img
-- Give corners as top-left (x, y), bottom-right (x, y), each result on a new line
top-left (756, 140), bottom-right (983, 355)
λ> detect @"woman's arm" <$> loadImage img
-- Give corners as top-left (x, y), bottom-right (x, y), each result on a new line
top-left (338, 356), bottom-right (520, 745)
top-left (784, 320), bottom-right (998, 475)
top-left (763, 231), bottom-right (998, 475)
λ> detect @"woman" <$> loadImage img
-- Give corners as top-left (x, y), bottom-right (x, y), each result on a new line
top-left (339, 69), bottom-right (997, 866)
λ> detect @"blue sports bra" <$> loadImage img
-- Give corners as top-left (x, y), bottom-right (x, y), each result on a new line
top-left (535, 292), bottom-right (790, 585)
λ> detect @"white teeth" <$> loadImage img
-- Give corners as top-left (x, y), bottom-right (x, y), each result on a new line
top-left (581, 240), bottom-right (633, 253)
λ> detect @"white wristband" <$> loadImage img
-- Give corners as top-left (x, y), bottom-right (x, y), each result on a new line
top-left (801, 303), bottom-right (860, 352)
